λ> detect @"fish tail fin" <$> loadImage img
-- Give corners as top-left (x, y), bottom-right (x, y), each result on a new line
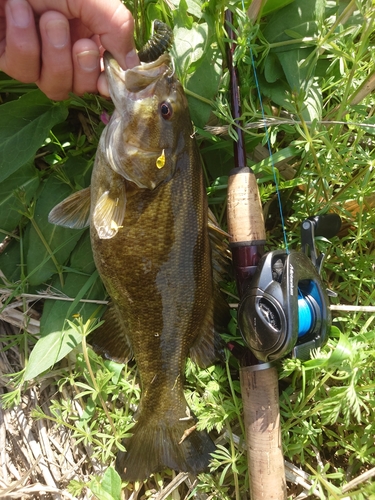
top-left (116, 411), bottom-right (215, 482)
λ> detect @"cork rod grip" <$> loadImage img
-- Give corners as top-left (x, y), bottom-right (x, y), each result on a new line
top-left (240, 366), bottom-right (287, 500)
top-left (227, 168), bottom-right (266, 245)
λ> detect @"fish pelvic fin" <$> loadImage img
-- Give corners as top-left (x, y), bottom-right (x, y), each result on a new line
top-left (116, 410), bottom-right (215, 482)
top-left (48, 187), bottom-right (91, 229)
top-left (89, 303), bottom-right (133, 363)
top-left (93, 185), bottom-right (126, 240)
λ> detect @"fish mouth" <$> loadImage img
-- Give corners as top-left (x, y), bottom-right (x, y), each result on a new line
top-left (104, 52), bottom-right (172, 100)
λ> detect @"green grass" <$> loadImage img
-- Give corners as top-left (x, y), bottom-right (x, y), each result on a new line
top-left (1, 0), bottom-right (375, 498)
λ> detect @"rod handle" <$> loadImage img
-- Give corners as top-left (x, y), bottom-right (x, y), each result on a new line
top-left (240, 365), bottom-right (287, 500)
top-left (227, 167), bottom-right (266, 246)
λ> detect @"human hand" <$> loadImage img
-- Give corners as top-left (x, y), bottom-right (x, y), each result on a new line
top-left (0, 0), bottom-right (139, 100)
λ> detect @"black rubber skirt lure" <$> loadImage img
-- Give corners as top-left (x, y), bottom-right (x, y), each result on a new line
top-left (138, 20), bottom-right (173, 63)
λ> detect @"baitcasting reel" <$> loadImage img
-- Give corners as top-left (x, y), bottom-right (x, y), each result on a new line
top-left (238, 214), bottom-right (341, 362)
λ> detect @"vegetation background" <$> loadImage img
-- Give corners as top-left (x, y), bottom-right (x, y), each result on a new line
top-left (1, 0), bottom-right (375, 498)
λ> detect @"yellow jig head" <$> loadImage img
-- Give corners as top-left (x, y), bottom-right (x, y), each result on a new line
top-left (156, 149), bottom-right (166, 169)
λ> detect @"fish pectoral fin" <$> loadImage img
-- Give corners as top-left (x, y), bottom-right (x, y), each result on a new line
top-left (89, 302), bottom-right (133, 363)
top-left (93, 185), bottom-right (126, 240)
top-left (48, 187), bottom-right (91, 229)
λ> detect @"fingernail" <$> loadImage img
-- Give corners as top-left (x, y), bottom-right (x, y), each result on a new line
top-left (125, 49), bottom-right (139, 69)
top-left (9, 0), bottom-right (32, 28)
top-left (45, 20), bottom-right (69, 48)
top-left (77, 50), bottom-right (100, 71)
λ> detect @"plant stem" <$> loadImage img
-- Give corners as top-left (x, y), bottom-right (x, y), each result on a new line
top-left (81, 332), bottom-right (117, 436)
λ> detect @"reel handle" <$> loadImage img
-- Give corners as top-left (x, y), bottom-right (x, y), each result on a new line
top-left (306, 213), bottom-right (342, 239)
top-left (301, 213), bottom-right (341, 272)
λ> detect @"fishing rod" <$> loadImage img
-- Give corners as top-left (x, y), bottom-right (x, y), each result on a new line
top-left (225, 9), bottom-right (341, 500)
top-left (225, 10), bottom-right (286, 499)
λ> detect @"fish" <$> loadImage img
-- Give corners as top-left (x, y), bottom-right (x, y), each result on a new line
top-left (48, 50), bottom-right (228, 482)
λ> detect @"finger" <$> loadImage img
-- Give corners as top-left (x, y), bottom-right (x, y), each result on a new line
top-left (94, 1), bottom-right (139, 69)
top-left (0, 0), bottom-right (40, 82)
top-left (97, 72), bottom-right (110, 98)
top-left (28, 0), bottom-right (139, 69)
top-left (37, 11), bottom-right (72, 100)
top-left (72, 38), bottom-right (100, 95)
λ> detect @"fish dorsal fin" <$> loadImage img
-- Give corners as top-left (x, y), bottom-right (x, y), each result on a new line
top-left (93, 184), bottom-right (126, 240)
top-left (48, 187), bottom-right (91, 229)
top-left (89, 303), bottom-right (133, 364)
top-left (208, 208), bottom-right (230, 239)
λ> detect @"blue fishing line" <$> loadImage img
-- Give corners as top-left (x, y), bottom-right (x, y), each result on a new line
top-left (239, 3), bottom-right (289, 252)
top-left (297, 291), bottom-right (314, 336)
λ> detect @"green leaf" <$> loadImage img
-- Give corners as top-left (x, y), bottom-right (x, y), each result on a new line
top-left (26, 175), bottom-right (85, 286)
top-left (172, 22), bottom-right (222, 127)
top-left (0, 162), bottom-right (40, 237)
top-left (263, 0), bottom-right (324, 45)
top-left (0, 238), bottom-right (21, 282)
top-left (100, 467), bottom-right (122, 499)
top-left (0, 90), bottom-right (68, 182)
top-left (264, 52), bottom-right (284, 84)
top-left (172, 0), bottom-right (194, 28)
top-left (25, 232), bottom-right (106, 381)
top-left (276, 48), bottom-right (316, 92)
top-left (261, 0), bottom-right (324, 105)
top-left (89, 467), bottom-right (122, 500)
top-left (104, 360), bottom-right (125, 385)
top-left (328, 333), bottom-right (355, 365)
top-left (24, 269), bottom-right (104, 381)
top-left (170, 0), bottom-right (202, 21)
top-left (261, 0), bottom-right (296, 17)
top-left (173, 23), bottom-right (207, 77)
top-left (80, 396), bottom-right (96, 421)
top-left (360, 116), bottom-right (375, 136)
top-left (39, 232), bottom-right (105, 341)
top-left (252, 145), bottom-right (301, 173)
top-left (24, 326), bottom-right (82, 381)
top-left (258, 74), bottom-right (322, 121)
top-left (302, 81), bottom-right (322, 122)
top-left (186, 41), bottom-right (222, 127)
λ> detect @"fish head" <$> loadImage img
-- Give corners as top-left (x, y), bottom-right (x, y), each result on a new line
top-left (103, 52), bottom-right (190, 190)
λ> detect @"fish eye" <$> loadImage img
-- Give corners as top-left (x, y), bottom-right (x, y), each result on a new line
top-left (160, 102), bottom-right (173, 120)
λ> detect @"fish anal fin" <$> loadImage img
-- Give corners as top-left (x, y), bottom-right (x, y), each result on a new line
top-left (89, 303), bottom-right (132, 364)
top-left (116, 407), bottom-right (215, 481)
top-left (93, 184), bottom-right (126, 240)
top-left (190, 212), bottom-right (230, 369)
top-left (189, 306), bottom-right (224, 369)
top-left (48, 187), bottom-right (91, 229)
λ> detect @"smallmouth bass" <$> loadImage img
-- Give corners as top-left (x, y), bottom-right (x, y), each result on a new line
top-left (49, 51), bottom-right (228, 481)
